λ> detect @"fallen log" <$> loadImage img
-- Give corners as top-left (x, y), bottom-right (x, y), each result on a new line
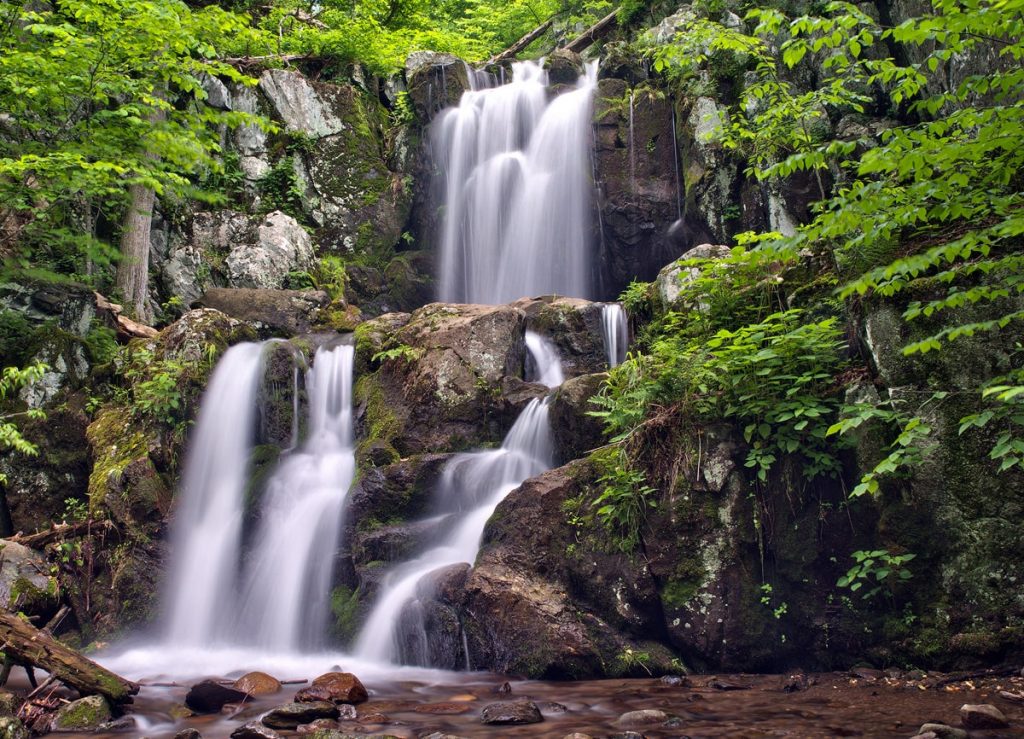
top-left (487, 19), bottom-right (554, 66)
top-left (8, 520), bottom-right (111, 549)
top-left (0, 611), bottom-right (138, 704)
top-left (563, 8), bottom-right (619, 54)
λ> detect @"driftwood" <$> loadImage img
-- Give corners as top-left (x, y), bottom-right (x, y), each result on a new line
top-left (563, 8), bottom-right (619, 53)
top-left (0, 610), bottom-right (138, 704)
top-left (487, 19), bottom-right (554, 66)
top-left (8, 520), bottom-right (111, 550)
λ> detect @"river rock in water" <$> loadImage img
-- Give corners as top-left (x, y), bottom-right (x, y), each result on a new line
top-left (231, 720), bottom-right (283, 739)
top-left (959, 703), bottom-right (1009, 729)
top-left (480, 700), bottom-right (544, 725)
top-left (617, 709), bottom-right (669, 726)
top-left (262, 701), bottom-right (339, 729)
top-left (232, 671), bottom-right (282, 696)
top-left (185, 681), bottom-right (250, 714)
top-left (294, 672), bottom-right (368, 704)
top-left (918, 723), bottom-right (968, 739)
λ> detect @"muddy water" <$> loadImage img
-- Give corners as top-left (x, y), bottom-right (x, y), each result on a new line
top-left (53, 670), bottom-right (1024, 738)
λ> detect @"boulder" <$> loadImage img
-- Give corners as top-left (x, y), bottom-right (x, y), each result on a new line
top-left (233, 671), bottom-right (282, 696)
top-left (0, 541), bottom-right (58, 616)
top-left (197, 288), bottom-right (330, 337)
top-left (617, 709), bottom-right (669, 726)
top-left (655, 243), bottom-right (731, 310)
top-left (262, 701), bottom-right (339, 729)
top-left (259, 69), bottom-right (349, 138)
top-left (294, 673), bottom-right (367, 704)
top-left (917, 724), bottom-right (968, 739)
top-left (50, 695), bottom-right (111, 731)
top-left (512, 297), bottom-right (608, 379)
top-left (545, 50), bottom-right (584, 85)
top-left (355, 303), bottom-right (527, 456)
top-left (185, 681), bottom-right (250, 714)
top-left (406, 52), bottom-right (471, 122)
top-left (549, 372), bottom-right (608, 463)
top-left (959, 703), bottom-right (1009, 729)
top-left (225, 211), bottom-right (314, 291)
top-left (0, 718), bottom-right (28, 739)
top-left (232, 721), bottom-right (283, 738)
top-left (480, 700), bottom-right (543, 725)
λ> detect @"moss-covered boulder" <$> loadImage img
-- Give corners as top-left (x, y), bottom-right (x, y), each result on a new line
top-left (50, 695), bottom-right (112, 731)
top-left (0, 541), bottom-right (58, 617)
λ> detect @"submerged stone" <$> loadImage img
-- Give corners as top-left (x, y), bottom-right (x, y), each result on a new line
top-left (617, 709), bottom-right (669, 726)
top-left (231, 721), bottom-right (283, 739)
top-left (918, 724), bottom-right (968, 739)
top-left (959, 703), bottom-right (1009, 729)
top-left (295, 673), bottom-right (368, 704)
top-left (233, 672), bottom-right (282, 696)
top-left (262, 701), bottom-right (339, 729)
top-left (480, 700), bottom-right (543, 725)
top-left (185, 681), bottom-right (251, 714)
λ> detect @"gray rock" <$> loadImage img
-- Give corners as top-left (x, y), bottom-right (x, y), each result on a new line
top-left (655, 244), bottom-right (731, 308)
top-left (97, 716), bottom-right (137, 732)
top-left (201, 74), bottom-right (232, 110)
top-left (918, 724), bottom-right (968, 739)
top-left (261, 701), bottom-right (339, 730)
top-left (0, 717), bottom-right (28, 739)
top-left (405, 52), bottom-right (471, 121)
top-left (225, 211), bottom-right (314, 291)
top-left (617, 709), bottom-right (669, 726)
top-left (185, 680), bottom-right (250, 714)
top-left (480, 700), bottom-right (543, 725)
top-left (50, 695), bottom-right (112, 731)
top-left (173, 730), bottom-right (202, 739)
top-left (197, 288), bottom-right (329, 337)
top-left (959, 703), bottom-right (1009, 729)
top-left (259, 69), bottom-right (347, 138)
top-left (232, 85), bottom-right (268, 157)
top-left (231, 721), bottom-right (282, 739)
top-left (0, 541), bottom-right (56, 611)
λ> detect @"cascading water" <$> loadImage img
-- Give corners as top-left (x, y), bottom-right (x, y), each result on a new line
top-left (353, 331), bottom-right (564, 666)
top-left (233, 342), bottom-right (356, 650)
top-left (163, 342), bottom-right (267, 646)
top-left (161, 340), bottom-right (356, 651)
top-left (601, 303), bottom-right (629, 368)
top-left (434, 60), bottom-right (599, 304)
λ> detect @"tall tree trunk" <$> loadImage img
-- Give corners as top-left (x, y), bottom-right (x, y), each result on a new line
top-left (115, 108), bottom-right (165, 324)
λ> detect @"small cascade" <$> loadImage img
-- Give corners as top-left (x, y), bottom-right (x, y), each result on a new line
top-left (629, 89), bottom-right (636, 193)
top-left (434, 60), bottom-right (599, 304)
top-left (525, 330), bottom-right (565, 387)
top-left (601, 304), bottom-right (629, 368)
top-left (163, 342), bottom-right (267, 645)
top-left (353, 333), bottom-right (564, 666)
top-left (234, 342), bottom-right (356, 650)
top-left (161, 340), bottom-right (357, 651)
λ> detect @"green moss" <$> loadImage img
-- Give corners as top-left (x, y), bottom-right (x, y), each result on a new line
top-left (85, 406), bottom-right (151, 515)
top-left (246, 445), bottom-right (282, 508)
top-left (330, 585), bottom-right (362, 644)
top-left (354, 375), bottom-right (404, 461)
top-left (315, 300), bottom-right (361, 332)
top-left (662, 558), bottom-right (707, 610)
top-left (52, 696), bottom-right (111, 730)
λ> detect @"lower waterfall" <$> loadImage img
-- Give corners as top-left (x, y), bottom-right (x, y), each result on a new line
top-left (353, 331), bottom-right (564, 666)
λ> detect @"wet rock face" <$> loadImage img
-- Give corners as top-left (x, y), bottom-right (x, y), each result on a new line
top-left (0, 541), bottom-right (59, 618)
top-left (593, 78), bottom-right (712, 299)
top-left (50, 696), bottom-right (112, 731)
top-left (406, 52), bottom-right (472, 122)
top-left (549, 372), bottom-right (608, 463)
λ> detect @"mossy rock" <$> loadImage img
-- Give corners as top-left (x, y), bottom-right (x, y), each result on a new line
top-left (51, 695), bottom-right (112, 731)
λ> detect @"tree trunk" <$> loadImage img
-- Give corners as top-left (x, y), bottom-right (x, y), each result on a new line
top-left (115, 107), bottom-right (165, 324)
top-left (563, 8), bottom-right (619, 54)
top-left (0, 610), bottom-right (138, 703)
top-left (487, 19), bottom-right (554, 66)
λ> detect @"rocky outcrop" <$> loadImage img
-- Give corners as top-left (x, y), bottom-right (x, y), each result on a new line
top-left (549, 372), bottom-right (607, 463)
top-left (405, 52), bottom-right (471, 122)
top-left (197, 288), bottom-right (330, 337)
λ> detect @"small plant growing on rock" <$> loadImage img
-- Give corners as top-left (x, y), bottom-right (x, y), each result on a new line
top-left (837, 549), bottom-right (915, 600)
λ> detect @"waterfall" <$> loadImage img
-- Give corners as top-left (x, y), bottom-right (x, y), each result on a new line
top-left (161, 340), bottom-right (356, 650)
top-left (163, 342), bottom-right (267, 645)
top-left (353, 334), bottom-right (563, 665)
top-left (434, 60), bottom-right (599, 305)
top-left (601, 303), bottom-right (629, 368)
top-left (233, 342), bottom-right (356, 650)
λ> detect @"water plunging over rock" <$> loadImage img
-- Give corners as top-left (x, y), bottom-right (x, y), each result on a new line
top-left (162, 340), bottom-right (357, 650)
top-left (601, 303), bottom-right (628, 368)
top-left (434, 60), bottom-right (599, 304)
top-left (352, 332), bottom-right (564, 666)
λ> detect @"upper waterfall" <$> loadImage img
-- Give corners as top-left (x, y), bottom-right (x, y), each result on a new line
top-left (434, 59), bottom-right (599, 305)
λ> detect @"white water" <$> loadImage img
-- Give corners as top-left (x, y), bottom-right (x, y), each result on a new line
top-left (353, 336), bottom-right (563, 665)
top-left (163, 342), bottom-right (267, 645)
top-left (234, 342), bottom-right (356, 649)
top-left (435, 60), bottom-right (599, 304)
top-left (525, 330), bottom-right (565, 388)
top-left (601, 303), bottom-right (629, 368)
top-left (161, 341), bottom-right (356, 651)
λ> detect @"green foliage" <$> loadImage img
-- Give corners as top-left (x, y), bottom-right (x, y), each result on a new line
top-left (371, 344), bottom-right (423, 364)
top-left (0, 0), bottom-right (265, 286)
top-left (837, 549), bottom-right (915, 600)
top-left (651, 0), bottom-right (1024, 477)
top-left (314, 256), bottom-right (349, 301)
top-left (0, 311), bottom-right (35, 367)
top-left (586, 447), bottom-right (658, 552)
top-left (0, 363), bottom-right (47, 483)
top-left (122, 348), bottom-right (185, 427)
top-left (83, 321), bottom-right (119, 365)
top-left (257, 156), bottom-right (305, 219)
